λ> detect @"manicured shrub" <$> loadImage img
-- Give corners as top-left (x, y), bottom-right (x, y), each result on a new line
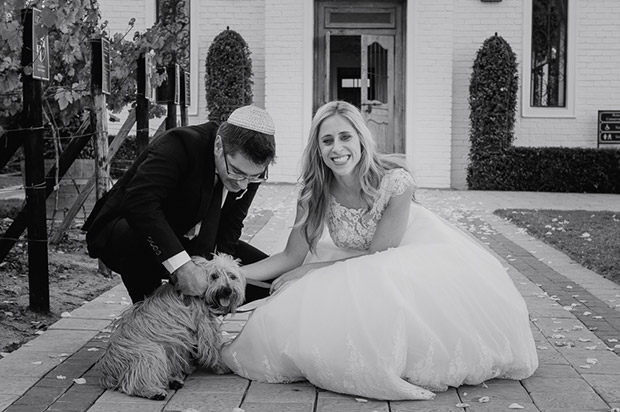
top-left (471, 147), bottom-right (620, 193)
top-left (204, 28), bottom-right (253, 123)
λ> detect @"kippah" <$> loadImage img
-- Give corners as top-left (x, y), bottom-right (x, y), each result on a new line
top-left (227, 105), bottom-right (275, 135)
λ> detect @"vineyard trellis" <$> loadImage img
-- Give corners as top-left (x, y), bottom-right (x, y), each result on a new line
top-left (0, 0), bottom-right (191, 313)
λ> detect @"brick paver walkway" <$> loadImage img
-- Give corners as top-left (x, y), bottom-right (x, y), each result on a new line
top-left (1, 186), bottom-right (619, 412)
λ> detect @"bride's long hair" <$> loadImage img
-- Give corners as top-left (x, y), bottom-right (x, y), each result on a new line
top-left (296, 101), bottom-right (410, 252)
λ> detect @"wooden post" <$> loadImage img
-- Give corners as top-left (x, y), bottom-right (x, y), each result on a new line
top-left (157, 63), bottom-right (179, 130)
top-left (136, 54), bottom-right (151, 153)
top-left (0, 118), bottom-right (92, 262)
top-left (91, 38), bottom-right (111, 276)
top-left (21, 7), bottom-right (50, 313)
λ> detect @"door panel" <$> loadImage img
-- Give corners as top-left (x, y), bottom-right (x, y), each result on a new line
top-left (315, 1), bottom-right (404, 154)
top-left (361, 35), bottom-right (394, 153)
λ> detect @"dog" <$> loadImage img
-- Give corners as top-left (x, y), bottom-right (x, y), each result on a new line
top-left (98, 253), bottom-right (245, 400)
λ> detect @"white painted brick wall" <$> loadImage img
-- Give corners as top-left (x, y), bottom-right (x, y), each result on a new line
top-left (450, 0), bottom-right (523, 190)
top-left (450, 0), bottom-right (620, 189)
top-left (193, 0), bottom-right (266, 124)
top-left (264, 0), bottom-right (307, 183)
top-left (517, 0), bottom-right (620, 150)
top-left (408, 0), bottom-right (454, 189)
top-left (98, 0), bottom-right (150, 34)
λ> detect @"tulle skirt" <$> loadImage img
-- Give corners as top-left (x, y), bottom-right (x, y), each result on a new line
top-left (222, 203), bottom-right (538, 400)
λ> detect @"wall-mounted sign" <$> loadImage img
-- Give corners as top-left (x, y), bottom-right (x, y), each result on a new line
top-left (22, 8), bottom-right (50, 81)
top-left (156, 64), bottom-right (180, 104)
top-left (181, 70), bottom-right (190, 107)
top-left (145, 53), bottom-right (154, 102)
top-left (138, 53), bottom-right (154, 102)
top-left (91, 38), bottom-right (111, 94)
top-left (598, 111), bottom-right (620, 146)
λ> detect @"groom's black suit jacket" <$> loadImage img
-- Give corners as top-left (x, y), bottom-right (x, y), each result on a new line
top-left (83, 122), bottom-right (259, 265)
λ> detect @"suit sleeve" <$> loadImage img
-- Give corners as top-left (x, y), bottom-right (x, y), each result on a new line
top-left (215, 182), bottom-right (260, 256)
top-left (120, 133), bottom-right (190, 263)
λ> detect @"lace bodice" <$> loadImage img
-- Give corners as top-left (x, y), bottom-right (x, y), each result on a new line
top-left (327, 168), bottom-right (414, 250)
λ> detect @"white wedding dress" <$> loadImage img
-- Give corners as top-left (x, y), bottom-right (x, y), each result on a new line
top-left (222, 169), bottom-right (538, 400)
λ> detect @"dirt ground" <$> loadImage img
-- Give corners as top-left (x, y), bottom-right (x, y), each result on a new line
top-left (0, 175), bottom-right (121, 355)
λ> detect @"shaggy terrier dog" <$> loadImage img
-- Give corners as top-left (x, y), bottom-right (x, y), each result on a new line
top-left (98, 254), bottom-right (245, 400)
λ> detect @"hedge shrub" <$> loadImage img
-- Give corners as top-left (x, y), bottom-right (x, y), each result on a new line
top-left (205, 28), bottom-right (253, 123)
top-left (467, 34), bottom-right (620, 194)
top-left (471, 147), bottom-right (620, 193)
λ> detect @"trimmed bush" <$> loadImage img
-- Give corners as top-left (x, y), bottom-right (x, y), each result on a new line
top-left (467, 34), bottom-right (620, 194)
top-left (205, 28), bottom-right (253, 123)
top-left (471, 147), bottom-right (620, 193)
top-left (468, 34), bottom-right (518, 158)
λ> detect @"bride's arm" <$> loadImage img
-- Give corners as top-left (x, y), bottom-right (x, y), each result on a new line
top-left (368, 183), bottom-right (414, 254)
top-left (241, 205), bottom-right (310, 282)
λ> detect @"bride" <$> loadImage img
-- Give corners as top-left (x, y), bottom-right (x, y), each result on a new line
top-left (221, 101), bottom-right (538, 401)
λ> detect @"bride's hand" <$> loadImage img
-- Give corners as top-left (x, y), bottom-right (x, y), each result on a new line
top-left (270, 265), bottom-right (315, 295)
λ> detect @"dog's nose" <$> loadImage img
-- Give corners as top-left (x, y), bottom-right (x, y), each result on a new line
top-left (218, 286), bottom-right (232, 298)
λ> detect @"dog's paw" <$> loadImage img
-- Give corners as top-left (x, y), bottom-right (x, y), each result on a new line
top-left (168, 378), bottom-right (185, 390)
top-left (145, 390), bottom-right (168, 401)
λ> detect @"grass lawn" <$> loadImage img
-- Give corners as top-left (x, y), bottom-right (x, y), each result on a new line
top-left (494, 209), bottom-right (620, 286)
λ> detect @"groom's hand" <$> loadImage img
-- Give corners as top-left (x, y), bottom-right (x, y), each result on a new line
top-left (173, 260), bottom-right (208, 296)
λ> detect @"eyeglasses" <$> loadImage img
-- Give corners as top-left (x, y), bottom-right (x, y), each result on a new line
top-left (222, 146), bottom-right (268, 183)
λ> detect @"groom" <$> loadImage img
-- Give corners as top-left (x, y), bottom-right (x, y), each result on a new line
top-left (83, 105), bottom-right (276, 303)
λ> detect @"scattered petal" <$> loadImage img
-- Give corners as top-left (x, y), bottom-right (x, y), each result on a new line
top-left (73, 378), bottom-right (87, 385)
top-left (57, 375), bottom-right (66, 380)
top-left (583, 311), bottom-right (592, 316)
top-left (456, 403), bottom-right (470, 408)
top-left (552, 334), bottom-right (565, 339)
top-left (608, 338), bottom-right (619, 343)
top-left (482, 382), bottom-right (488, 389)
top-left (586, 358), bottom-right (598, 364)
top-left (60, 312), bottom-right (72, 318)
top-left (355, 398), bottom-right (368, 403)
top-left (233, 408), bottom-right (245, 412)
top-left (585, 345), bottom-right (597, 350)
top-left (31, 361), bottom-right (42, 365)
top-left (537, 345), bottom-right (548, 350)
top-left (578, 338), bottom-right (592, 342)
top-left (509, 403), bottom-right (525, 409)
top-left (87, 348), bottom-right (99, 352)
top-left (478, 396), bottom-right (490, 403)
top-left (579, 364), bottom-right (592, 369)
top-left (593, 316), bottom-right (603, 319)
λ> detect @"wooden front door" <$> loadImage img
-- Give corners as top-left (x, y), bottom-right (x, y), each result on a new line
top-left (315, 1), bottom-right (405, 153)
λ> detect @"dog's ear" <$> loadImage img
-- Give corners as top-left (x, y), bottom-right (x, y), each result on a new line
top-left (191, 255), bottom-right (213, 273)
